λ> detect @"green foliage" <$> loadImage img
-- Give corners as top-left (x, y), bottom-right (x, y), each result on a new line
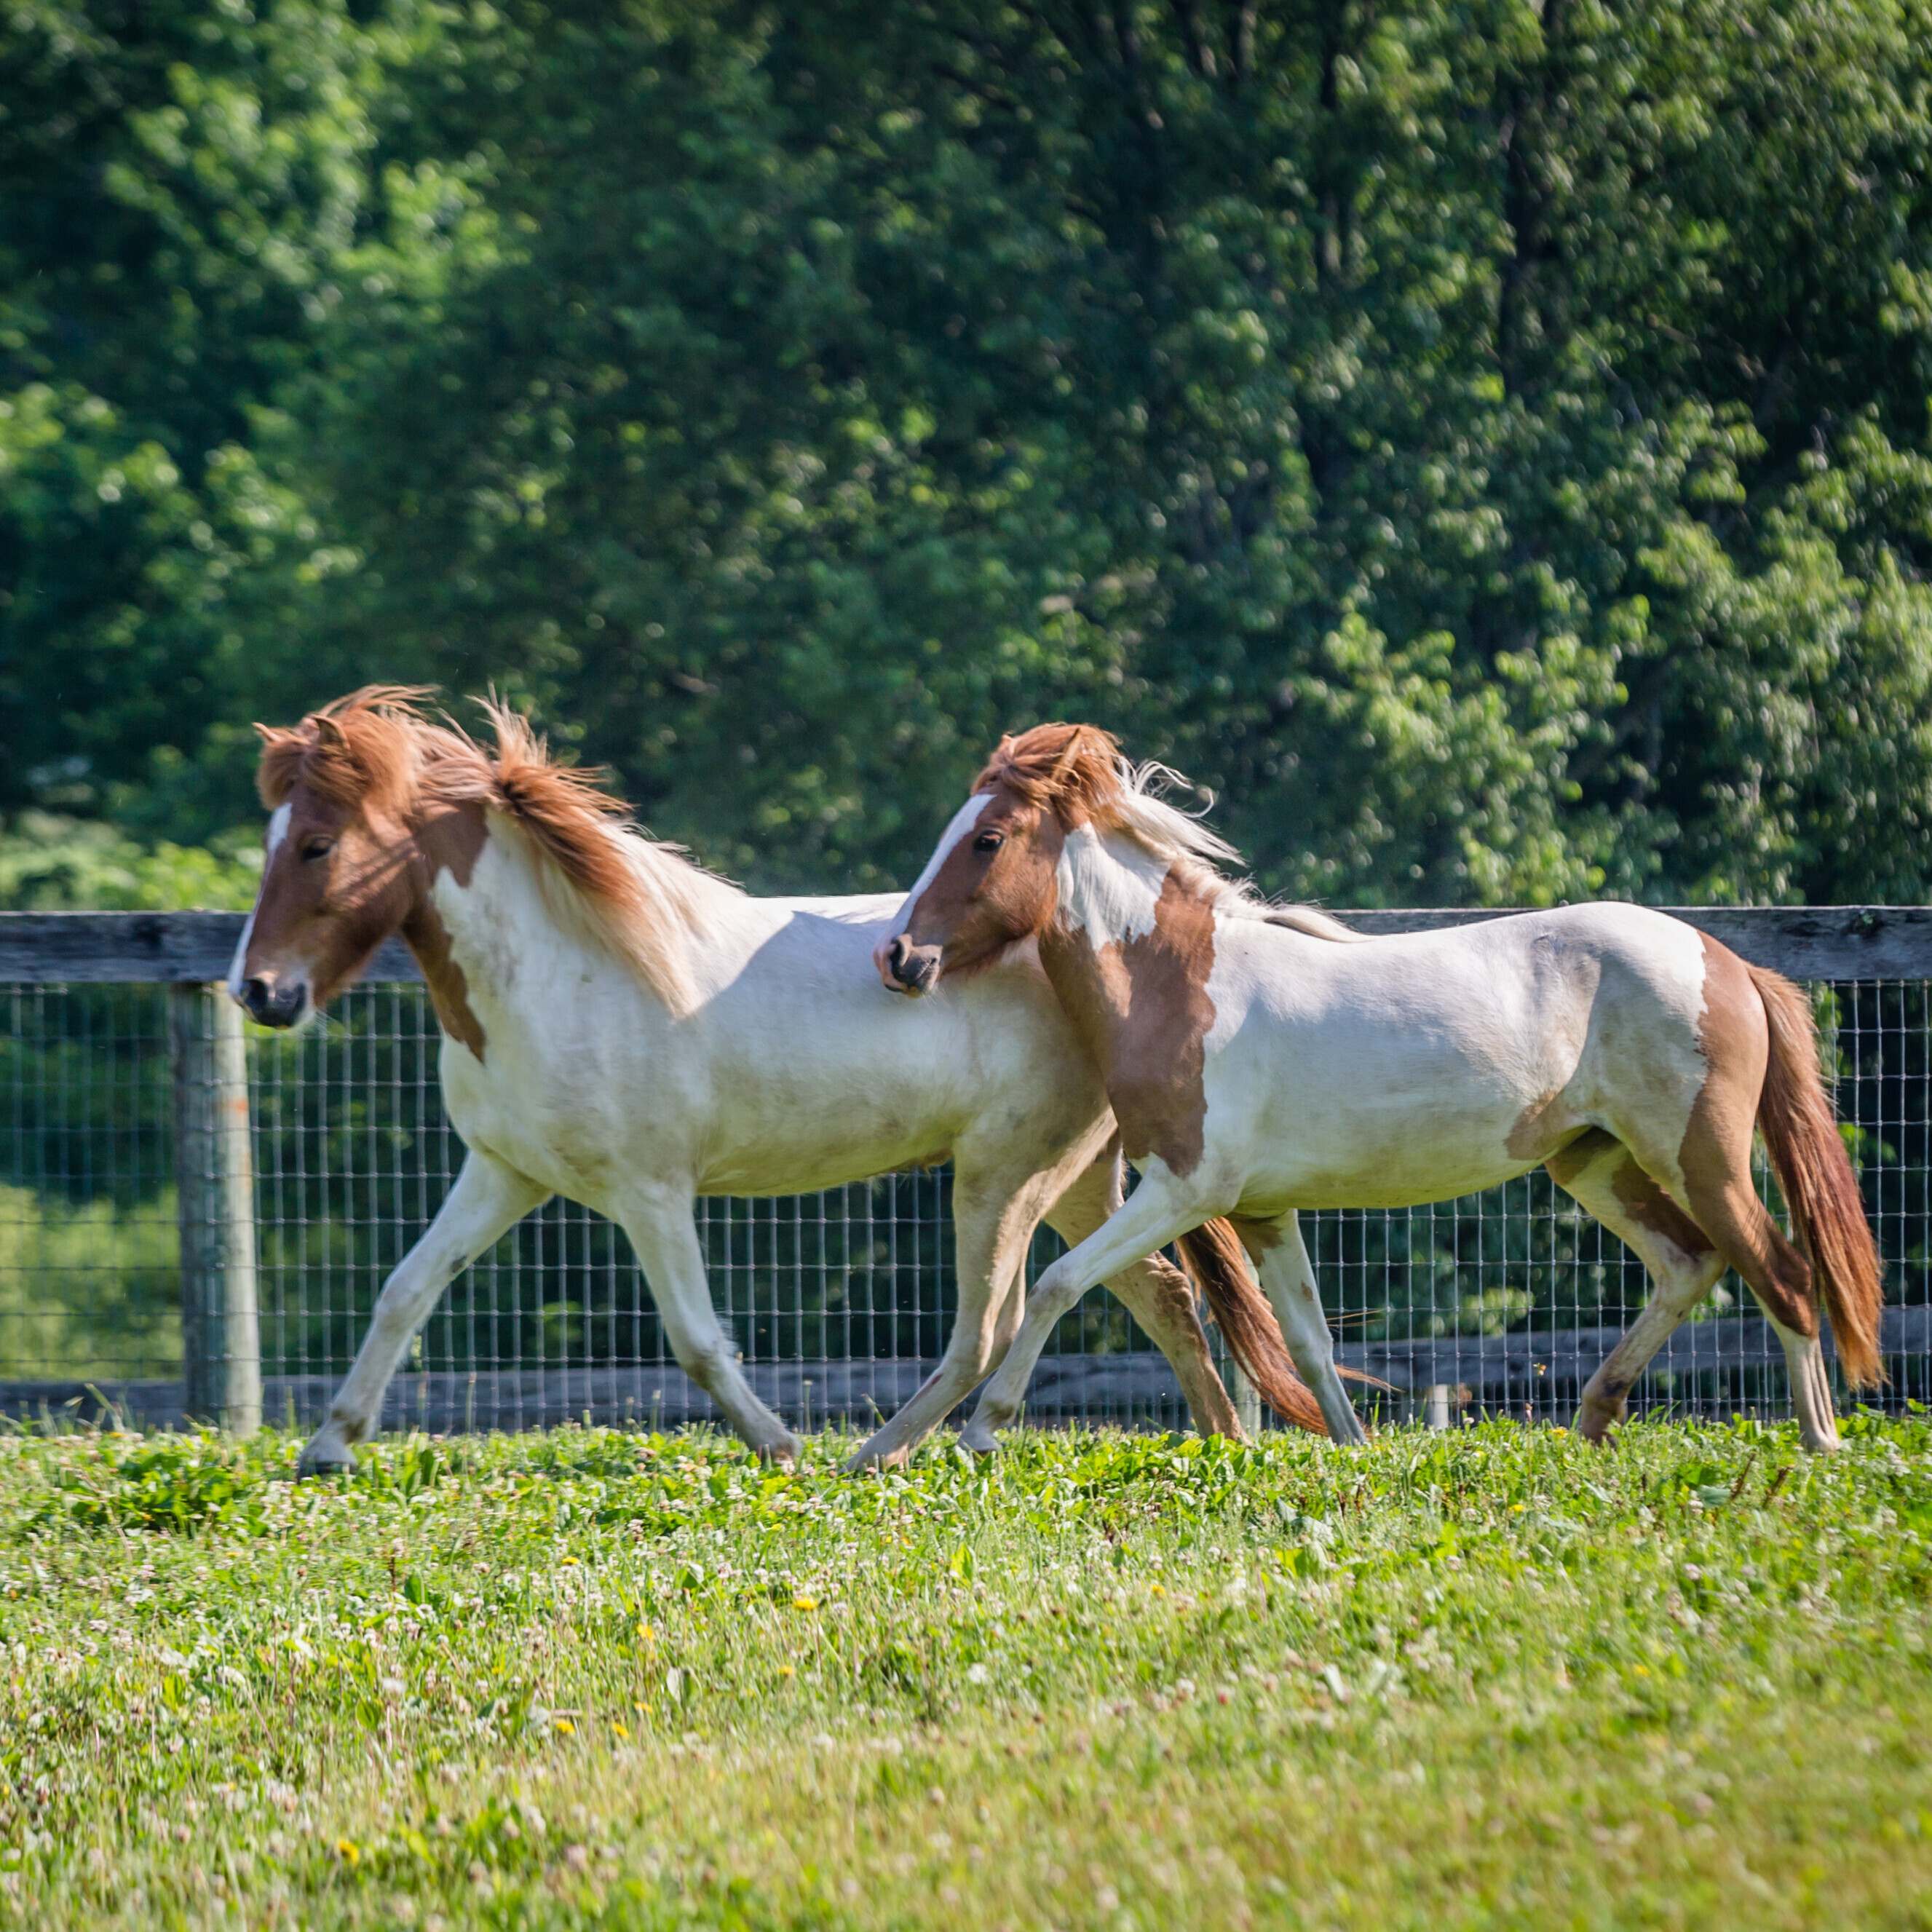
top-left (4, 2), bottom-right (1932, 901)
top-left (0, 813), bottom-right (260, 911)
top-left (0, 1181), bottom-right (179, 1379)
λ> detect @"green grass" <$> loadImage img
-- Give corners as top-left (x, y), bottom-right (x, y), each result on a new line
top-left (2, 1415), bottom-right (1931, 1930)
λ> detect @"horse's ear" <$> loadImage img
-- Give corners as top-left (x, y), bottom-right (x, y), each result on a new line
top-left (254, 721), bottom-right (309, 808)
top-left (312, 714), bottom-right (347, 751)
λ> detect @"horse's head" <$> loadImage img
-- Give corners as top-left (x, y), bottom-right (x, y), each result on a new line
top-left (229, 687), bottom-right (454, 1027)
top-left (875, 724), bottom-right (1123, 996)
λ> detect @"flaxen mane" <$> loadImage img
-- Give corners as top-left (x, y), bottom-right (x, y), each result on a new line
top-left (255, 686), bottom-right (727, 1016)
top-left (976, 723), bottom-right (1363, 941)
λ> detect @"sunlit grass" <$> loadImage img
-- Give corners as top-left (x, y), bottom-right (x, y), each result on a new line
top-left (1, 1414), bottom-right (1930, 1928)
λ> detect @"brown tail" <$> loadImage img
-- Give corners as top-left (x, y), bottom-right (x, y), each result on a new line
top-left (1748, 965), bottom-right (1885, 1387)
top-left (1174, 1221), bottom-right (1330, 1435)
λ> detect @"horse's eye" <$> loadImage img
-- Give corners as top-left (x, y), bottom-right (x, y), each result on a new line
top-left (301, 838), bottom-right (336, 863)
top-left (973, 832), bottom-right (1004, 855)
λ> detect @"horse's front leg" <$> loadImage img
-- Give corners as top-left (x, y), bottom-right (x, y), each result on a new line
top-left (959, 1147), bottom-right (1239, 1453)
top-left (965, 1164), bottom-right (1222, 1444)
top-left (1240, 1212), bottom-right (1368, 1445)
top-left (302, 1149), bottom-right (548, 1474)
top-left (617, 1188), bottom-right (802, 1465)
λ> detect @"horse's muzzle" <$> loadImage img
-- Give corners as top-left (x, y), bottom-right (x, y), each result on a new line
top-left (877, 933), bottom-right (941, 997)
top-left (237, 975), bottom-right (309, 1029)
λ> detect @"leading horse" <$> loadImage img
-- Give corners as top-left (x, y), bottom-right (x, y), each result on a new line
top-left (231, 689), bottom-right (1326, 1474)
top-left (878, 723), bottom-right (1885, 1452)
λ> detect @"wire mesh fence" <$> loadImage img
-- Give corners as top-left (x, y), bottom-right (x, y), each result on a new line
top-left (1, 962), bottom-right (1928, 1433)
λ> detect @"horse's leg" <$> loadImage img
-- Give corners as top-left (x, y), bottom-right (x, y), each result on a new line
top-left (1238, 1212), bottom-right (1368, 1446)
top-left (1544, 1131), bottom-right (1727, 1444)
top-left (844, 1171), bottom-right (1042, 1472)
top-left (1615, 1060), bottom-right (1843, 1452)
top-left (959, 1149), bottom-right (1239, 1452)
top-left (617, 1190), bottom-right (803, 1464)
top-left (301, 1149), bottom-right (548, 1475)
top-left (962, 1165), bottom-right (1223, 1443)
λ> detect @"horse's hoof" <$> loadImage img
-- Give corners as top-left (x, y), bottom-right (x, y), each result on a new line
top-left (956, 1420), bottom-right (1002, 1457)
top-left (757, 1433), bottom-right (804, 1470)
top-left (1575, 1400), bottom-right (1623, 1446)
top-left (842, 1434), bottom-right (908, 1476)
top-left (298, 1446), bottom-right (355, 1478)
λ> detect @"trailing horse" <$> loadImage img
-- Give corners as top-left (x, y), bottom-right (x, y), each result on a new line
top-left (231, 689), bottom-right (1326, 1474)
top-left (877, 723), bottom-right (1884, 1452)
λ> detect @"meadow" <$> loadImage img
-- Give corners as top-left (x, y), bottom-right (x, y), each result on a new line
top-left (1, 1415), bottom-right (1930, 1931)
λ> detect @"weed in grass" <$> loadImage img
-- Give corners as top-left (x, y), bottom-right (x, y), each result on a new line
top-left (0, 1417), bottom-right (1928, 1927)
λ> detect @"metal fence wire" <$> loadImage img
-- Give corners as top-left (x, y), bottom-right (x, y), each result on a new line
top-left (1, 973), bottom-right (1928, 1432)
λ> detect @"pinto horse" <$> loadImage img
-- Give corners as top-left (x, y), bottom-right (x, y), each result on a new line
top-left (231, 689), bottom-right (1328, 1475)
top-left (876, 723), bottom-right (1885, 1451)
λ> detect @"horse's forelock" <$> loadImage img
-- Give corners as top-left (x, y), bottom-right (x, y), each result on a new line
top-left (253, 686), bottom-right (439, 815)
top-left (973, 722), bottom-right (1126, 823)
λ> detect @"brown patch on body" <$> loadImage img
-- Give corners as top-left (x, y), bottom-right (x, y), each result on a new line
top-left (1681, 935), bottom-right (1816, 1337)
top-left (1545, 1128), bottom-right (1714, 1262)
top-left (417, 796), bottom-right (488, 890)
top-left (402, 900), bottom-right (487, 1062)
top-left (1227, 1214), bottom-right (1288, 1263)
top-left (1040, 868), bottom-right (1216, 1178)
top-left (1506, 1088), bottom-right (1582, 1163)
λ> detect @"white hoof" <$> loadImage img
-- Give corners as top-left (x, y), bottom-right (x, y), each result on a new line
top-left (957, 1417), bottom-right (1003, 1456)
top-left (758, 1431), bottom-right (804, 1469)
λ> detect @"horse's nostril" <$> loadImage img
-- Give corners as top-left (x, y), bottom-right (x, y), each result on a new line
top-left (242, 976), bottom-right (307, 1027)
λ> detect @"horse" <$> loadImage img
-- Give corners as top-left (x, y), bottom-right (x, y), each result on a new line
top-left (875, 722), bottom-right (1885, 1452)
top-left (229, 689), bottom-right (1331, 1476)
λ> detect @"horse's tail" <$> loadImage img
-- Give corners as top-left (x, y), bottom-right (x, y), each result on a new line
top-left (1174, 1221), bottom-right (1329, 1436)
top-left (1749, 965), bottom-right (1885, 1387)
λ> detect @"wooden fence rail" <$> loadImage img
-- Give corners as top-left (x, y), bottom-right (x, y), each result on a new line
top-left (2, 906), bottom-right (1928, 1437)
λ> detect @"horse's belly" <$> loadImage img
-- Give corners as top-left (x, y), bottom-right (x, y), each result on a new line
top-left (1236, 1092), bottom-right (1551, 1212)
top-left (1244, 1146), bottom-right (1538, 1212)
top-left (695, 1120), bottom-right (954, 1197)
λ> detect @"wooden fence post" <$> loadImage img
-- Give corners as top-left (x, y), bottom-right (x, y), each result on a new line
top-left (170, 983), bottom-right (261, 1434)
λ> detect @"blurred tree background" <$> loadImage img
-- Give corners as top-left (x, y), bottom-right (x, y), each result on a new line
top-left (6, 0), bottom-right (1932, 908)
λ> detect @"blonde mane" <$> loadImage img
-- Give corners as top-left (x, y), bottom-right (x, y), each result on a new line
top-left (975, 723), bottom-right (1363, 941)
top-left (255, 686), bottom-right (733, 1016)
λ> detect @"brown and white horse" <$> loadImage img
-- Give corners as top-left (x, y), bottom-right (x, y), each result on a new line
top-left (231, 689), bottom-right (1328, 1474)
top-left (878, 724), bottom-right (1885, 1451)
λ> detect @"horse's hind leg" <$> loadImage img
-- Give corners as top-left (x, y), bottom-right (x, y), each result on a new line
top-left (1545, 1130), bottom-right (1727, 1442)
top-left (1239, 1212), bottom-right (1367, 1446)
top-left (959, 1146), bottom-right (1240, 1453)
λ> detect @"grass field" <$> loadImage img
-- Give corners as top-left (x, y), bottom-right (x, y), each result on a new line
top-left (2, 1415), bottom-right (1931, 1931)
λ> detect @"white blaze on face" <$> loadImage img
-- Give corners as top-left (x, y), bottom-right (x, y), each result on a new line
top-left (1055, 822), bottom-right (1171, 949)
top-left (226, 801), bottom-right (292, 1001)
top-left (890, 791), bottom-right (991, 934)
